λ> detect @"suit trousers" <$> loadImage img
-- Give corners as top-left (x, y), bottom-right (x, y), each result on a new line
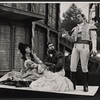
top-left (70, 43), bottom-right (90, 72)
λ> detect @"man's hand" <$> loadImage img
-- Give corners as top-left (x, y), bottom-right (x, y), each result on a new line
top-left (60, 29), bottom-right (69, 38)
top-left (90, 49), bottom-right (97, 57)
top-left (62, 33), bottom-right (67, 38)
top-left (45, 62), bottom-right (53, 66)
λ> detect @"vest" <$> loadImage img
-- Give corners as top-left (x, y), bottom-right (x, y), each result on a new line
top-left (72, 23), bottom-right (97, 42)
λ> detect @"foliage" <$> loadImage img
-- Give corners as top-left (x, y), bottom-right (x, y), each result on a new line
top-left (60, 3), bottom-right (82, 34)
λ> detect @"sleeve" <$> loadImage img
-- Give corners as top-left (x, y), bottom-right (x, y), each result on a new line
top-left (71, 27), bottom-right (75, 33)
top-left (53, 52), bottom-right (64, 71)
top-left (44, 54), bottom-right (53, 66)
top-left (62, 28), bottom-right (75, 42)
top-left (90, 30), bottom-right (97, 51)
top-left (89, 24), bottom-right (97, 50)
top-left (89, 24), bottom-right (97, 31)
top-left (33, 54), bottom-right (43, 64)
top-left (20, 58), bottom-right (24, 69)
top-left (20, 58), bottom-right (27, 74)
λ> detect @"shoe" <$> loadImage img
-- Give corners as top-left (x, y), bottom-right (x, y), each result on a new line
top-left (83, 85), bottom-right (88, 92)
top-left (71, 72), bottom-right (77, 90)
top-left (83, 72), bottom-right (88, 92)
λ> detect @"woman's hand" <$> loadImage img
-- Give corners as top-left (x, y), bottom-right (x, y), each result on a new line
top-left (31, 63), bottom-right (38, 69)
top-left (20, 68), bottom-right (28, 74)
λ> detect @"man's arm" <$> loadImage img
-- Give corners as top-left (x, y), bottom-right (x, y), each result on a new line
top-left (60, 29), bottom-right (75, 42)
top-left (90, 30), bottom-right (97, 56)
top-left (89, 24), bottom-right (97, 56)
top-left (52, 52), bottom-right (64, 71)
top-left (33, 53), bottom-right (43, 64)
top-left (44, 54), bottom-right (53, 66)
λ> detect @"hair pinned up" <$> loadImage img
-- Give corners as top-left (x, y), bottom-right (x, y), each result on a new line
top-left (18, 42), bottom-right (30, 56)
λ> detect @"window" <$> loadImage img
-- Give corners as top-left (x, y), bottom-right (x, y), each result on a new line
top-left (48, 4), bottom-right (57, 29)
top-left (31, 3), bottom-right (46, 23)
top-left (31, 3), bottom-right (46, 15)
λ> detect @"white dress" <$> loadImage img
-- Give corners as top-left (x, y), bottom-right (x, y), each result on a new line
top-left (29, 70), bottom-right (74, 92)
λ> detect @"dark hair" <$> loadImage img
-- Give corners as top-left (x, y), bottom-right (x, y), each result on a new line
top-left (18, 42), bottom-right (30, 56)
top-left (77, 13), bottom-right (87, 22)
top-left (47, 42), bottom-right (54, 47)
top-left (77, 13), bottom-right (85, 18)
top-left (81, 14), bottom-right (85, 18)
top-left (18, 42), bottom-right (35, 61)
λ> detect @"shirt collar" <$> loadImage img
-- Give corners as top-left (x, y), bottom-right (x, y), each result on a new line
top-left (78, 22), bottom-right (85, 26)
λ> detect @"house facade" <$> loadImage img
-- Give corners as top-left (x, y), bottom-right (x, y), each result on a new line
top-left (0, 3), bottom-right (60, 75)
top-left (89, 3), bottom-right (100, 51)
top-left (88, 3), bottom-right (100, 73)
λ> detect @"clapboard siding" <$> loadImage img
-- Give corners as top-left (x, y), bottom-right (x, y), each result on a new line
top-left (0, 3), bottom-right (60, 75)
top-left (34, 26), bottom-right (47, 62)
top-left (0, 22), bottom-right (30, 73)
top-left (49, 31), bottom-right (58, 50)
top-left (0, 3), bottom-right (29, 11)
top-left (14, 25), bottom-right (26, 70)
top-left (0, 25), bottom-right (11, 71)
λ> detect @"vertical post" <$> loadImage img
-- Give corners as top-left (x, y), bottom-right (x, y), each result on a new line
top-left (11, 25), bottom-right (15, 70)
top-left (45, 4), bottom-right (48, 25)
top-left (95, 3), bottom-right (99, 21)
top-left (31, 22), bottom-right (36, 54)
top-left (88, 3), bottom-right (93, 23)
top-left (47, 28), bottom-right (50, 43)
top-left (58, 32), bottom-right (60, 51)
top-left (56, 3), bottom-right (60, 51)
top-left (63, 46), bottom-right (65, 68)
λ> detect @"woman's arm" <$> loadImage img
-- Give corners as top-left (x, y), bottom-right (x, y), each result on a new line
top-left (20, 59), bottom-right (27, 74)
top-left (33, 53), bottom-right (43, 64)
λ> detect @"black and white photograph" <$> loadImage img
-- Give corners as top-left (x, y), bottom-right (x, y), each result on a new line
top-left (0, 2), bottom-right (99, 98)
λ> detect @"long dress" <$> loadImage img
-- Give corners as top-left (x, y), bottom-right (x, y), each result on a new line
top-left (0, 53), bottom-right (44, 82)
top-left (0, 68), bottom-right (43, 82)
top-left (29, 70), bottom-right (74, 92)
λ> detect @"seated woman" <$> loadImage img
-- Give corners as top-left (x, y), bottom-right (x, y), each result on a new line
top-left (0, 43), bottom-right (44, 82)
top-left (29, 66), bottom-right (74, 92)
top-left (29, 43), bottom-right (74, 92)
top-left (21, 59), bottom-right (45, 81)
